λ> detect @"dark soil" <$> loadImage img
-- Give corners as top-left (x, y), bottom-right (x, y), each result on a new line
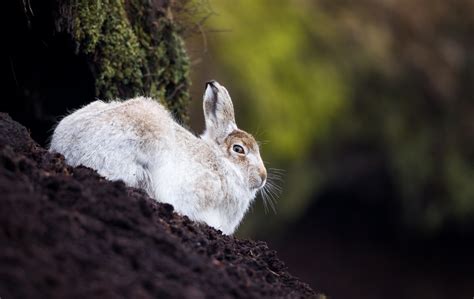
top-left (0, 113), bottom-right (318, 299)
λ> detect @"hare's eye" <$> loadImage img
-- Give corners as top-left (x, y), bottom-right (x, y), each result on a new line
top-left (232, 144), bottom-right (245, 154)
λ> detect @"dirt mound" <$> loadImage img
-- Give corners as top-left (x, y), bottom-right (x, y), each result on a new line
top-left (0, 113), bottom-right (317, 298)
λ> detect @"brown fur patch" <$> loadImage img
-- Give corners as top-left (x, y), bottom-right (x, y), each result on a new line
top-left (224, 130), bottom-right (257, 151)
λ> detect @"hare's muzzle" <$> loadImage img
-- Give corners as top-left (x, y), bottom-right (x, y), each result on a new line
top-left (258, 167), bottom-right (267, 189)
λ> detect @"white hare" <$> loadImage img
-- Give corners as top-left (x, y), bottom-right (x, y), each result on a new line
top-left (50, 81), bottom-right (267, 234)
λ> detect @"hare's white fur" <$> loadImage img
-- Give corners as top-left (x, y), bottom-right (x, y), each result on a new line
top-left (49, 81), bottom-right (266, 235)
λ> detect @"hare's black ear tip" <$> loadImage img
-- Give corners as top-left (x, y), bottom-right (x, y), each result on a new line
top-left (205, 80), bottom-right (217, 88)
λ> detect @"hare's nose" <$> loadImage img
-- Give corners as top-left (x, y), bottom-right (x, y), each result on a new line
top-left (259, 168), bottom-right (267, 183)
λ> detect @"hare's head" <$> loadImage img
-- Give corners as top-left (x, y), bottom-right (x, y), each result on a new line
top-left (201, 81), bottom-right (267, 191)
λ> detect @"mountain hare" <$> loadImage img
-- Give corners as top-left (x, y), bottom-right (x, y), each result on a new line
top-left (50, 81), bottom-right (267, 234)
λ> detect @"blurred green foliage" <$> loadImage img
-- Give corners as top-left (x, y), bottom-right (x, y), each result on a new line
top-left (189, 0), bottom-right (474, 235)
top-left (206, 1), bottom-right (349, 160)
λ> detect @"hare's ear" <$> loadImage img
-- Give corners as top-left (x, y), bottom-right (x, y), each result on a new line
top-left (202, 81), bottom-right (237, 143)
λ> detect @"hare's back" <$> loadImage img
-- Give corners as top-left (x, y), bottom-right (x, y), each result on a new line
top-left (51, 97), bottom-right (173, 154)
top-left (50, 97), bottom-right (172, 188)
top-left (110, 97), bottom-right (174, 139)
top-left (65, 97), bottom-right (173, 138)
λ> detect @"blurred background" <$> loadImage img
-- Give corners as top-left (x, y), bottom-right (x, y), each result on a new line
top-left (184, 0), bottom-right (474, 298)
top-left (3, 0), bottom-right (473, 298)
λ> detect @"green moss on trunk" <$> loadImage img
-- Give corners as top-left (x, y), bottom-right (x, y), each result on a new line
top-left (55, 0), bottom-right (190, 122)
